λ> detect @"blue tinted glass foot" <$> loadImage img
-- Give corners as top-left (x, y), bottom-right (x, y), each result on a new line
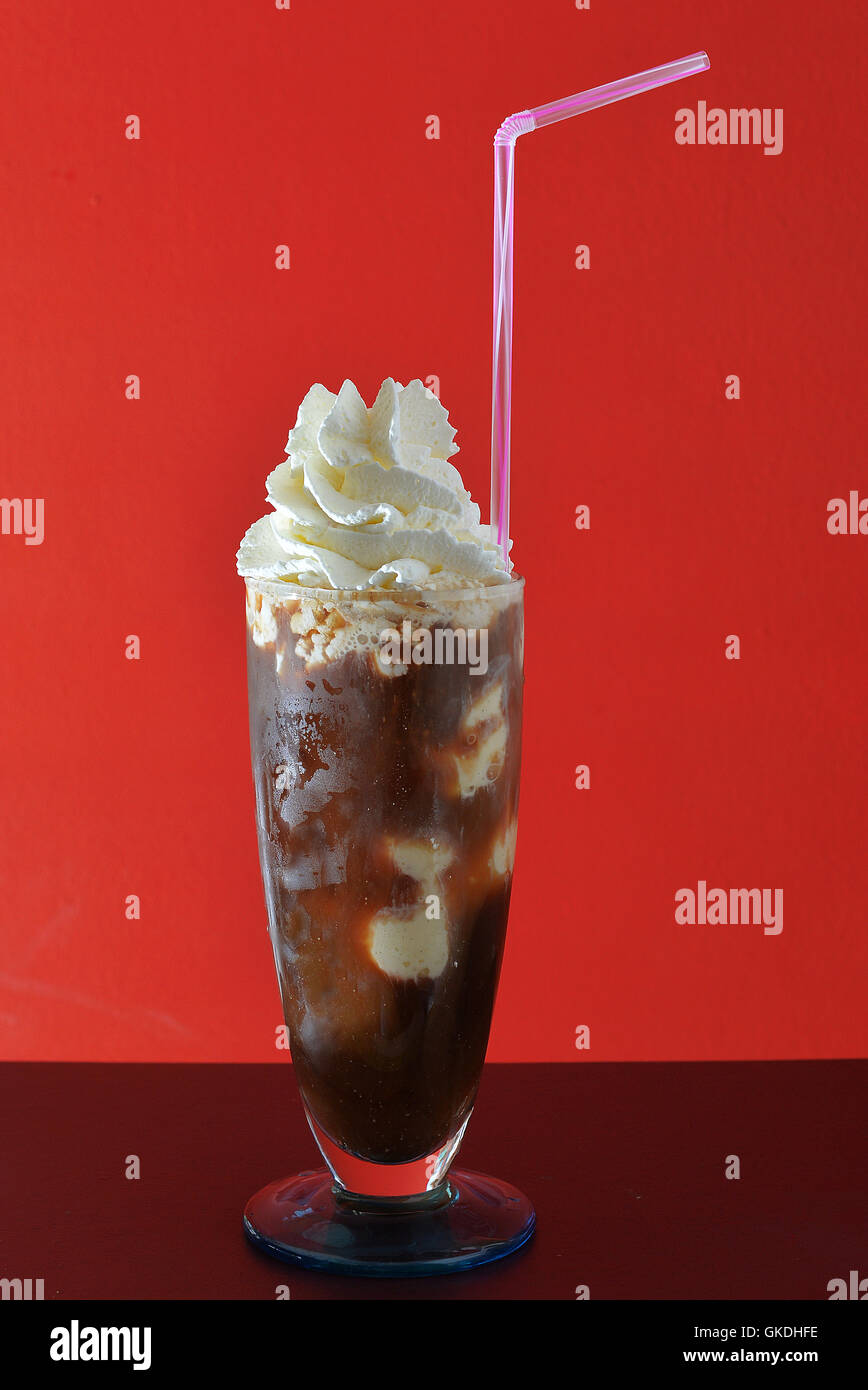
top-left (243, 1168), bottom-right (535, 1278)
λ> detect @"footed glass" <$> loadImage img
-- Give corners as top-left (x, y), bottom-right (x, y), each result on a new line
top-left (242, 576), bottom-right (533, 1275)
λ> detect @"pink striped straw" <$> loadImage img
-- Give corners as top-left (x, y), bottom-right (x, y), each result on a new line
top-left (491, 51), bottom-right (710, 564)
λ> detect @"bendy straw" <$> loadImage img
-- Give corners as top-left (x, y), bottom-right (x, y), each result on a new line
top-left (491, 51), bottom-right (710, 562)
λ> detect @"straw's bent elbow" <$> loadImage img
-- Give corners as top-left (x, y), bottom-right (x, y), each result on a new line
top-left (494, 110), bottom-right (536, 146)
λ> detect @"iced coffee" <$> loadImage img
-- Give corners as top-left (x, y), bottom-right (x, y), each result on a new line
top-left (239, 378), bottom-right (522, 1191)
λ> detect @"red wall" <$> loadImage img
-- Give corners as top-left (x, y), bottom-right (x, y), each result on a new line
top-left (2, 0), bottom-right (866, 1062)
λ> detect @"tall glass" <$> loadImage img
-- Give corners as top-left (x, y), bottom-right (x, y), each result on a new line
top-left (242, 574), bottom-right (533, 1275)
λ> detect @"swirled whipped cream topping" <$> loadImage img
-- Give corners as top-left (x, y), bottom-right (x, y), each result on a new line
top-left (237, 378), bottom-right (511, 590)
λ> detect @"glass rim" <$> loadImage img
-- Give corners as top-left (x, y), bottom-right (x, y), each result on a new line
top-left (242, 572), bottom-right (525, 603)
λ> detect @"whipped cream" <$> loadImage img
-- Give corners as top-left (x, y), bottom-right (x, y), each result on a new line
top-left (237, 378), bottom-right (511, 590)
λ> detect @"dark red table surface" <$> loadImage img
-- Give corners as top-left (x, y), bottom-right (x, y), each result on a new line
top-left (0, 1061), bottom-right (865, 1301)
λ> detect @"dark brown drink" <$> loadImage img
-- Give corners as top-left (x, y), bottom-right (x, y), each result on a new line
top-left (246, 578), bottom-right (523, 1181)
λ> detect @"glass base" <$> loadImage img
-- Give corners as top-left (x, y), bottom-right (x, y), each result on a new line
top-left (243, 1167), bottom-right (535, 1278)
